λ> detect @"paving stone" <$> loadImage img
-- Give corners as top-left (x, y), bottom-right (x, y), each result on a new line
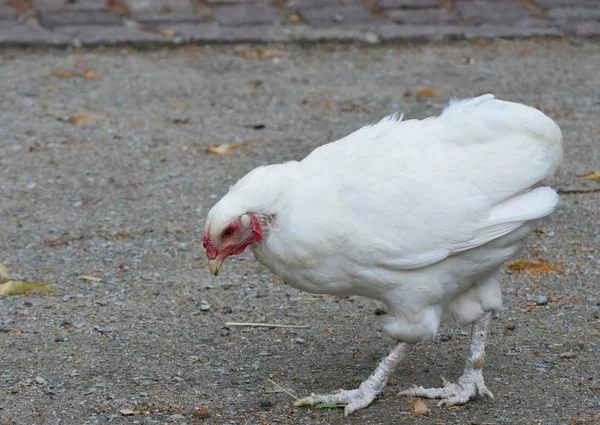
top-left (38, 10), bottom-right (123, 27)
top-left (466, 21), bottom-right (563, 39)
top-left (0, 0), bottom-right (598, 46)
top-left (533, 0), bottom-right (600, 8)
top-left (454, 0), bottom-right (530, 25)
top-left (0, 4), bottom-right (16, 18)
top-left (380, 0), bottom-right (439, 8)
top-left (155, 23), bottom-right (284, 42)
top-left (55, 25), bottom-right (167, 45)
top-left (161, 22), bottom-right (372, 42)
top-left (570, 21), bottom-right (600, 36)
top-left (387, 9), bottom-right (458, 25)
top-left (377, 24), bottom-right (469, 41)
top-left (0, 21), bottom-right (72, 45)
top-left (206, 0), bottom-right (271, 3)
top-left (288, 0), bottom-right (360, 7)
top-left (299, 4), bottom-right (382, 25)
top-left (213, 3), bottom-right (285, 26)
top-left (30, 0), bottom-right (105, 11)
top-left (548, 7), bottom-right (600, 23)
top-left (123, 0), bottom-right (203, 23)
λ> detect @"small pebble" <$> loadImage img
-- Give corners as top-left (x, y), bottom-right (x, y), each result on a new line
top-left (364, 31), bottom-right (379, 44)
top-left (219, 326), bottom-right (231, 337)
top-left (547, 231), bottom-right (555, 237)
top-left (200, 301), bottom-right (211, 311)
top-left (259, 399), bottom-right (275, 410)
top-left (54, 335), bottom-right (67, 343)
top-left (35, 376), bottom-right (47, 385)
top-left (94, 325), bottom-right (115, 334)
top-left (439, 333), bottom-right (451, 342)
top-left (168, 414), bottom-right (185, 421)
top-left (536, 295), bottom-right (548, 305)
top-left (294, 337), bottom-right (306, 344)
top-left (559, 352), bottom-right (576, 359)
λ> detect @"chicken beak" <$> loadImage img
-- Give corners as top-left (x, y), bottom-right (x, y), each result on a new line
top-left (208, 258), bottom-right (224, 276)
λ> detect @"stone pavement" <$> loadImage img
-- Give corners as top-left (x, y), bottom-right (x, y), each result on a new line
top-left (0, 0), bottom-right (599, 46)
top-left (1, 40), bottom-right (599, 424)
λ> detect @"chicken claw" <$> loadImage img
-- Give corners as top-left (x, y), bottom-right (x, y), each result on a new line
top-left (400, 312), bottom-right (495, 407)
top-left (399, 370), bottom-right (494, 407)
top-left (294, 387), bottom-right (376, 416)
top-left (295, 342), bottom-right (409, 416)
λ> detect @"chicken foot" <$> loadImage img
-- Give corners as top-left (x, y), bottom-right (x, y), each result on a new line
top-left (294, 341), bottom-right (410, 416)
top-left (400, 311), bottom-right (494, 406)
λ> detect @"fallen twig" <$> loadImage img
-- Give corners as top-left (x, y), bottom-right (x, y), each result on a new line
top-left (224, 322), bottom-right (308, 328)
top-left (266, 377), bottom-right (300, 401)
top-left (557, 188), bottom-right (600, 194)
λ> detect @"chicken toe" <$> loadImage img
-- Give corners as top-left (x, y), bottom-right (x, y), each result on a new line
top-left (400, 369), bottom-right (494, 407)
top-left (294, 342), bottom-right (410, 416)
top-left (294, 387), bottom-right (377, 416)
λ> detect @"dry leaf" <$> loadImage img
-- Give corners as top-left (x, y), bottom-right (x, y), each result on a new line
top-left (409, 398), bottom-right (430, 416)
top-left (369, 4), bottom-right (385, 16)
top-left (51, 70), bottom-right (99, 79)
top-left (576, 171), bottom-right (600, 181)
top-left (507, 259), bottom-right (563, 275)
top-left (235, 47), bottom-right (283, 60)
top-left (0, 279), bottom-right (55, 296)
top-left (0, 262), bottom-right (55, 296)
top-left (234, 48), bottom-right (250, 60)
top-left (9, 0), bottom-right (32, 15)
top-left (319, 100), bottom-right (335, 110)
top-left (118, 408), bottom-right (135, 416)
top-left (415, 87), bottom-right (443, 101)
top-left (340, 103), bottom-right (370, 113)
top-left (80, 275), bottom-right (102, 282)
top-left (160, 29), bottom-right (175, 38)
top-left (256, 48), bottom-right (282, 59)
top-left (205, 142), bottom-right (248, 155)
top-left (108, 0), bottom-right (130, 16)
top-left (438, 0), bottom-right (452, 12)
top-left (83, 70), bottom-right (99, 79)
top-left (68, 114), bottom-right (104, 126)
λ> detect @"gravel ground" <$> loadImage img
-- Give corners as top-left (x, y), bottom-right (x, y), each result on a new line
top-left (0, 40), bottom-right (599, 425)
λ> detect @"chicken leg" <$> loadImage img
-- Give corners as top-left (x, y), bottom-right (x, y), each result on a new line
top-left (400, 311), bottom-right (494, 406)
top-left (294, 342), bottom-right (410, 416)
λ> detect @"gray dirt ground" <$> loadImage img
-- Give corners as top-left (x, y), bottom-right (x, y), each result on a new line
top-left (0, 40), bottom-right (599, 425)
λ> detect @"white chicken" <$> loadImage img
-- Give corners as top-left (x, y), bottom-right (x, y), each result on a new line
top-left (203, 94), bottom-right (563, 416)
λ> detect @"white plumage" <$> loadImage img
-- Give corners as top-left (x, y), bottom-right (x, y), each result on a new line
top-left (204, 94), bottom-right (563, 415)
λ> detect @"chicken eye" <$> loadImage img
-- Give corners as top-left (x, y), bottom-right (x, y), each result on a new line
top-left (222, 228), bottom-right (234, 238)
